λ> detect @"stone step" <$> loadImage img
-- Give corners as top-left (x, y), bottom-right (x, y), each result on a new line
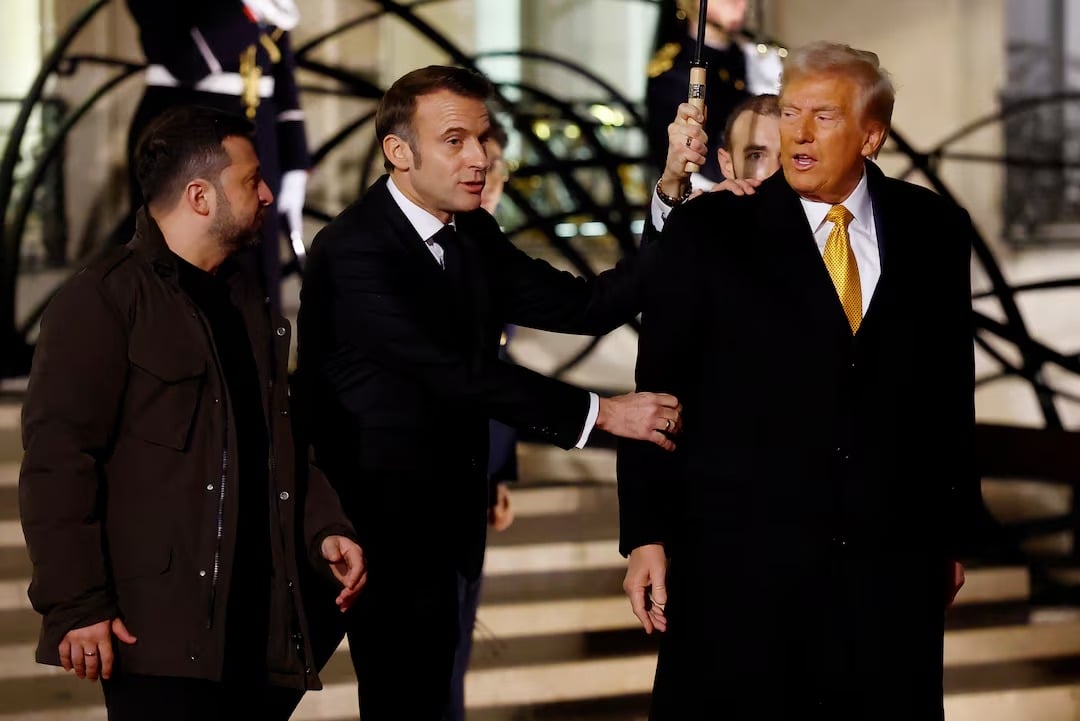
top-left (0, 585), bottom-right (1056, 683)
top-left (1, 414), bottom-right (1074, 720)
top-left (982, 477), bottom-right (1076, 558)
top-left (0, 406), bottom-right (20, 465)
top-left (0, 462), bottom-right (17, 489)
top-left (516, 442), bottom-right (616, 484)
top-left (6, 655), bottom-right (1080, 721)
top-left (982, 479), bottom-right (1072, 524)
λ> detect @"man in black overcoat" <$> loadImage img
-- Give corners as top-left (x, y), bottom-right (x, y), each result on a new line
top-left (619, 41), bottom-right (978, 721)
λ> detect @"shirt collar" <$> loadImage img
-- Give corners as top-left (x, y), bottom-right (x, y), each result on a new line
top-left (797, 169), bottom-right (872, 233)
top-left (387, 175), bottom-right (455, 242)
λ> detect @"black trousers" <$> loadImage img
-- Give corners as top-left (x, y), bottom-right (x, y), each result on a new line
top-left (344, 560), bottom-right (462, 720)
top-left (302, 555), bottom-right (474, 720)
top-left (444, 571), bottom-right (482, 721)
top-left (101, 673), bottom-right (302, 721)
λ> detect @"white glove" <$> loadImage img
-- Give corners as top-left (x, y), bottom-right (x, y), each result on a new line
top-left (277, 169), bottom-right (307, 236)
top-left (241, 0), bottom-right (300, 30)
top-left (742, 42), bottom-right (784, 95)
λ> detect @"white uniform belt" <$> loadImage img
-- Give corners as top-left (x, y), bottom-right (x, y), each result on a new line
top-left (145, 64), bottom-right (276, 98)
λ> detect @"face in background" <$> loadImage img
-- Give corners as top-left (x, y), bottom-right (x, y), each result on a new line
top-left (480, 137), bottom-right (507, 215)
top-left (705, 0), bottom-right (748, 33)
top-left (210, 135), bottom-right (273, 252)
top-left (385, 89), bottom-right (490, 223)
top-left (779, 72), bottom-right (885, 204)
top-left (718, 109), bottom-right (781, 181)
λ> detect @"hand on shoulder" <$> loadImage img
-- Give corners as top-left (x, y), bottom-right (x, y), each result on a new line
top-left (710, 177), bottom-right (761, 196)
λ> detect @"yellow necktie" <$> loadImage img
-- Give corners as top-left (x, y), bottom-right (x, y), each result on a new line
top-left (822, 204), bottom-right (861, 333)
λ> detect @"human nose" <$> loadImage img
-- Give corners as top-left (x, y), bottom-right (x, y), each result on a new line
top-left (259, 180), bottom-right (274, 206)
top-left (793, 116), bottom-right (813, 143)
top-left (467, 138), bottom-right (488, 169)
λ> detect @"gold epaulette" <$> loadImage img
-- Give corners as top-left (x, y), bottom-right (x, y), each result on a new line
top-left (647, 42), bottom-right (682, 79)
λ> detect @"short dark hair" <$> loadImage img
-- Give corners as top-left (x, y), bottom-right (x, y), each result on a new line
top-left (134, 105), bottom-right (255, 209)
top-left (722, 93), bottom-right (780, 149)
top-left (375, 65), bottom-right (494, 171)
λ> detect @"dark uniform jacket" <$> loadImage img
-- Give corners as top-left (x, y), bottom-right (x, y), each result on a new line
top-left (125, 0), bottom-right (309, 173)
top-left (646, 33), bottom-right (782, 184)
top-left (618, 163), bottom-right (979, 720)
top-left (19, 209), bottom-right (353, 689)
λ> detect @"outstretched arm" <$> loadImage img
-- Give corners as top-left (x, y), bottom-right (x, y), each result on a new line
top-left (318, 235), bottom-right (679, 450)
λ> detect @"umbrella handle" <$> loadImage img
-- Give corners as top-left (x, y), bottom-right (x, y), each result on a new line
top-left (684, 64), bottom-right (707, 174)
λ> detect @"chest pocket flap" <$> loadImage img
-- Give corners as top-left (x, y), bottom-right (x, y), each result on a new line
top-left (126, 344), bottom-right (207, 451)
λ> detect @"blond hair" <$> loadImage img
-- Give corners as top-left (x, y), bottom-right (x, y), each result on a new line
top-left (781, 42), bottom-right (895, 134)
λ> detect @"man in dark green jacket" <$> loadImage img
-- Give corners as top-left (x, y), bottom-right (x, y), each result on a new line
top-left (19, 105), bottom-right (363, 721)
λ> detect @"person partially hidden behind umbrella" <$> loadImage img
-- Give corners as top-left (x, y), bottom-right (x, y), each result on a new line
top-left (649, 91), bottom-right (782, 235)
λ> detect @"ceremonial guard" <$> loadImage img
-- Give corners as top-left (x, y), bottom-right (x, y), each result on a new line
top-left (645, 0), bottom-right (784, 185)
top-left (125, 0), bottom-right (311, 310)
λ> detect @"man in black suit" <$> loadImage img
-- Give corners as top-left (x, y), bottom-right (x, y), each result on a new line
top-left (619, 42), bottom-right (977, 720)
top-left (296, 66), bottom-right (681, 720)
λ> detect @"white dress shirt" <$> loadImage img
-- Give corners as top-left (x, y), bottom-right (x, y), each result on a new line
top-left (649, 171), bottom-right (881, 314)
top-left (386, 176), bottom-right (599, 448)
top-left (797, 171), bottom-right (881, 315)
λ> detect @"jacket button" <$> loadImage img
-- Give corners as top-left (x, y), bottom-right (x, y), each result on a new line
top-left (276, 327), bottom-right (287, 337)
top-left (288, 581), bottom-right (294, 590)
top-left (206, 483), bottom-right (214, 491)
top-left (280, 409), bottom-right (289, 416)
top-left (279, 491), bottom-right (290, 501)
top-left (190, 654), bottom-right (198, 661)
top-left (213, 398), bottom-right (220, 405)
top-left (199, 570), bottom-right (206, 577)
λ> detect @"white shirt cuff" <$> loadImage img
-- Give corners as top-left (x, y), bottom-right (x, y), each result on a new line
top-left (691, 172), bottom-right (715, 192)
top-left (651, 172), bottom-right (715, 231)
top-left (650, 191), bottom-right (671, 232)
top-left (575, 392), bottom-right (600, 449)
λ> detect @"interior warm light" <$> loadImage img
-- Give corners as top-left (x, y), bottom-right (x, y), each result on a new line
top-left (579, 221), bottom-right (606, 237)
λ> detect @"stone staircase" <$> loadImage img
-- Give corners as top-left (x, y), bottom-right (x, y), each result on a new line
top-left (2, 400), bottom-right (1080, 719)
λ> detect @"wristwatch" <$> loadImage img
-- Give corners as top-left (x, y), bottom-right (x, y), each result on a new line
top-left (655, 177), bottom-right (692, 207)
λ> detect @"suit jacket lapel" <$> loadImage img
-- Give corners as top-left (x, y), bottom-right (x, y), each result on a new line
top-left (371, 177), bottom-right (474, 347)
top-left (373, 176), bottom-right (452, 281)
top-left (454, 217), bottom-right (494, 355)
top-left (860, 161), bottom-right (898, 334)
top-left (755, 176), bottom-right (854, 341)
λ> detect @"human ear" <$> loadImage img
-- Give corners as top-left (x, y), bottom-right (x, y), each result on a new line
top-left (718, 147), bottom-right (736, 179)
top-left (185, 180), bottom-right (213, 217)
top-left (383, 134), bottom-right (413, 171)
